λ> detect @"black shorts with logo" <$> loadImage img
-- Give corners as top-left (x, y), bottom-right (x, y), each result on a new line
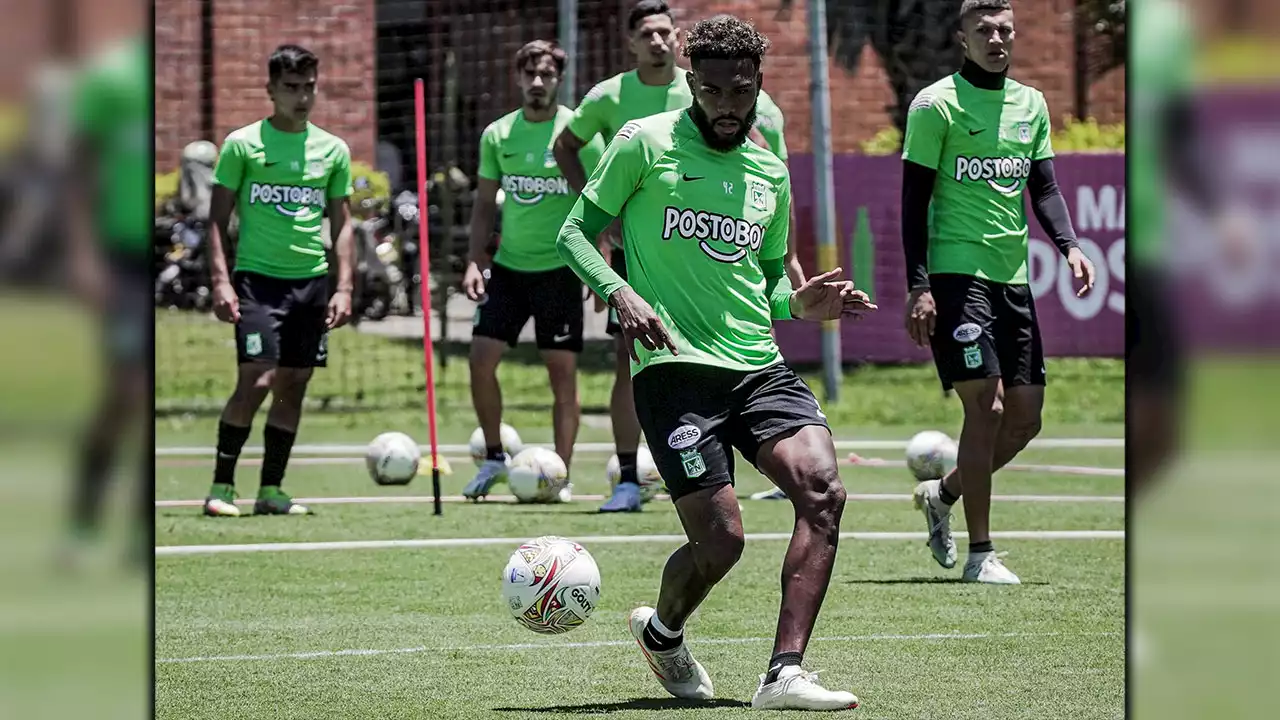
top-left (929, 273), bottom-right (1045, 392)
top-left (605, 248), bottom-right (627, 337)
top-left (632, 361), bottom-right (830, 501)
top-left (234, 271), bottom-right (330, 368)
top-left (473, 263), bottom-right (584, 352)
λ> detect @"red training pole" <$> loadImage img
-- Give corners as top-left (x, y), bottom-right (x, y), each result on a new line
top-left (414, 78), bottom-right (443, 516)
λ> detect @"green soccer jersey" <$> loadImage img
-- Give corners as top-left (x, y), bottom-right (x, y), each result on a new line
top-left (582, 109), bottom-right (792, 376)
top-left (73, 35), bottom-right (150, 255)
top-left (479, 106), bottom-right (604, 272)
top-left (567, 68), bottom-right (694, 147)
top-left (902, 74), bottom-right (1055, 285)
top-left (213, 120), bottom-right (353, 279)
top-left (1131, 0), bottom-right (1195, 267)
top-left (753, 89), bottom-right (788, 161)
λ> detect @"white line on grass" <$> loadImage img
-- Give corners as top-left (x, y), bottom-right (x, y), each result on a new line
top-left (155, 530), bottom-right (1123, 556)
top-left (155, 492), bottom-right (1124, 508)
top-left (153, 437), bottom-right (1123, 457)
top-left (157, 630), bottom-right (1120, 665)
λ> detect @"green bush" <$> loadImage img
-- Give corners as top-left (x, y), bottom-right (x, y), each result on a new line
top-left (857, 117), bottom-right (1125, 155)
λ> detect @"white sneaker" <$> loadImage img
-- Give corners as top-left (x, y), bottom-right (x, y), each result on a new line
top-left (627, 606), bottom-right (714, 700)
top-left (962, 550), bottom-right (1021, 584)
top-left (751, 665), bottom-right (860, 711)
top-left (750, 487), bottom-right (789, 500)
top-left (912, 480), bottom-right (957, 568)
top-left (462, 458), bottom-right (509, 501)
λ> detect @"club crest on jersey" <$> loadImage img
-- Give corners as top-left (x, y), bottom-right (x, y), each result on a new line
top-left (954, 155), bottom-right (1031, 196)
top-left (661, 206), bottom-right (766, 264)
top-left (749, 180), bottom-right (770, 211)
top-left (544, 149), bottom-right (556, 167)
top-left (1016, 122), bottom-right (1032, 143)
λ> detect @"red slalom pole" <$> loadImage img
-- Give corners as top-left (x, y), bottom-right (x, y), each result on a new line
top-left (414, 78), bottom-right (443, 516)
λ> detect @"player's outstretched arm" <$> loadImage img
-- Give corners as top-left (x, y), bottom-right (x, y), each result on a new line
top-left (900, 160), bottom-right (937, 347)
top-left (462, 178), bottom-right (500, 301)
top-left (1026, 158), bottom-right (1093, 296)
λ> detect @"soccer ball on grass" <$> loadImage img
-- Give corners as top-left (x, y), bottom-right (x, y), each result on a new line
top-left (469, 423), bottom-right (524, 466)
top-left (508, 447), bottom-right (571, 503)
top-left (905, 430), bottom-right (958, 481)
top-left (502, 535), bottom-right (601, 635)
top-left (365, 432), bottom-right (421, 485)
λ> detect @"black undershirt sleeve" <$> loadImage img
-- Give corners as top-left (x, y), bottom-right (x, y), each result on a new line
top-left (1027, 158), bottom-right (1079, 257)
top-left (1164, 95), bottom-right (1218, 213)
top-left (901, 160), bottom-right (936, 291)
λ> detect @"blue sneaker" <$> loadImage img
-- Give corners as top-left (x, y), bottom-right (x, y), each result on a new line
top-left (599, 481), bottom-right (643, 513)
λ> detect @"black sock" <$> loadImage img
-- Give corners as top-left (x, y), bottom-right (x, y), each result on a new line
top-left (642, 617), bottom-right (683, 651)
top-left (969, 540), bottom-right (994, 554)
top-left (764, 651), bottom-right (803, 684)
top-left (72, 435), bottom-right (116, 536)
top-left (618, 452), bottom-right (639, 486)
top-left (939, 483), bottom-right (960, 506)
top-left (485, 444), bottom-right (506, 462)
top-left (214, 421), bottom-right (252, 487)
top-left (260, 424), bottom-right (297, 488)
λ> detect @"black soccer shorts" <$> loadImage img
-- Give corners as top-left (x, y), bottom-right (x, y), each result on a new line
top-left (632, 361), bottom-right (830, 501)
top-left (604, 248), bottom-right (627, 337)
top-left (1127, 264), bottom-right (1183, 395)
top-left (234, 271), bottom-right (330, 368)
top-left (928, 273), bottom-right (1046, 392)
top-left (104, 248), bottom-right (150, 368)
top-left (472, 263), bottom-right (584, 352)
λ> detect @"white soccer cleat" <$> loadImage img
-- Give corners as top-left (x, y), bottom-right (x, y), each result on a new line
top-left (962, 550), bottom-right (1021, 584)
top-left (751, 665), bottom-right (860, 711)
top-left (749, 487), bottom-right (788, 501)
top-left (462, 458), bottom-right (508, 501)
top-left (912, 479), bottom-right (957, 568)
top-left (627, 606), bottom-right (714, 700)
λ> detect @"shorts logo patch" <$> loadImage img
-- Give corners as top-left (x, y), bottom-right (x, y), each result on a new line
top-left (668, 424), bottom-right (702, 450)
top-left (953, 323), bottom-right (983, 343)
top-left (316, 333), bottom-right (328, 362)
top-left (963, 344), bottom-right (983, 370)
top-left (245, 332), bottom-right (263, 357)
top-left (680, 449), bottom-right (706, 479)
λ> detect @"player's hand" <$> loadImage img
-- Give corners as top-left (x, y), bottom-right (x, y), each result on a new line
top-left (791, 267), bottom-right (877, 321)
top-left (1066, 247), bottom-right (1096, 297)
top-left (905, 288), bottom-right (935, 349)
top-left (608, 286), bottom-right (678, 362)
top-left (212, 279), bottom-right (240, 324)
top-left (462, 261), bottom-right (488, 301)
top-left (326, 289), bottom-right (353, 329)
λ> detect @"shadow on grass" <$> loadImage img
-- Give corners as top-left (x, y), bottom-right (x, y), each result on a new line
top-left (494, 698), bottom-right (750, 714)
top-left (845, 577), bottom-right (1049, 586)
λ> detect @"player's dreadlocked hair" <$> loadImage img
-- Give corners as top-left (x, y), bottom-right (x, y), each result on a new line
top-left (959, 0), bottom-right (1013, 20)
top-left (681, 14), bottom-right (771, 70)
top-left (514, 40), bottom-right (567, 76)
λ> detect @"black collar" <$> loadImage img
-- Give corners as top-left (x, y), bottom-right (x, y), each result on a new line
top-left (959, 58), bottom-right (1007, 90)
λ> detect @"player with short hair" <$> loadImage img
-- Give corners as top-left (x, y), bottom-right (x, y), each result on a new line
top-left (460, 40), bottom-right (605, 499)
top-left (557, 15), bottom-right (870, 710)
top-left (202, 44), bottom-right (355, 517)
top-left (900, 0), bottom-right (1095, 583)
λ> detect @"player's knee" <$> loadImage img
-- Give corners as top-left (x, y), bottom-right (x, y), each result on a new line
top-left (694, 529), bottom-right (744, 583)
top-left (964, 400), bottom-right (1003, 433)
top-left (1005, 411), bottom-right (1042, 445)
top-left (232, 367), bottom-right (274, 403)
top-left (273, 368), bottom-right (313, 398)
top-left (794, 464), bottom-right (846, 528)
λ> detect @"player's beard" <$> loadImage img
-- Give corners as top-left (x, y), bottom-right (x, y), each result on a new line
top-left (689, 101), bottom-right (757, 152)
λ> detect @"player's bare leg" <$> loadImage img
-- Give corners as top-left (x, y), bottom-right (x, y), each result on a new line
top-left (254, 367), bottom-right (315, 515)
top-left (203, 362), bottom-right (274, 517)
top-left (540, 349), bottom-right (580, 469)
top-left (465, 338), bottom-right (510, 500)
top-left (1128, 388), bottom-right (1180, 501)
top-left (749, 425), bottom-right (859, 710)
top-left (601, 337), bottom-right (645, 512)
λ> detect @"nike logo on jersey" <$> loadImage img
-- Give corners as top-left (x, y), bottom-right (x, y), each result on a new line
top-left (263, 161), bottom-right (279, 166)
top-left (682, 174), bottom-right (705, 181)
top-left (968, 128), bottom-right (984, 135)
top-left (503, 152), bottom-right (518, 158)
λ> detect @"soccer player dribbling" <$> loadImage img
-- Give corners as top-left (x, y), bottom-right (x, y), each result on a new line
top-left (460, 40), bottom-right (605, 499)
top-left (558, 15), bottom-right (872, 710)
top-left (202, 45), bottom-right (356, 517)
top-left (900, 0), bottom-right (1095, 583)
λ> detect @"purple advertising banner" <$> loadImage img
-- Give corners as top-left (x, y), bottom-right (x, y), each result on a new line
top-left (778, 154), bottom-right (1126, 364)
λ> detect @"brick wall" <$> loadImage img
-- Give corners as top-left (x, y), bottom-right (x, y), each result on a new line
top-left (154, 0), bottom-right (1124, 172)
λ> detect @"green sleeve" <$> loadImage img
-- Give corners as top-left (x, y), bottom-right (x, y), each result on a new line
top-left (327, 143), bottom-right (353, 199)
top-left (478, 124), bottom-right (501, 181)
top-left (557, 197), bottom-right (628, 301)
top-left (762, 257), bottom-right (794, 320)
top-left (71, 69), bottom-right (109, 142)
top-left (577, 134), bottom-right (607, 179)
top-left (1031, 93), bottom-right (1055, 161)
top-left (901, 93), bottom-right (949, 170)
top-left (581, 121), bottom-right (651, 216)
top-left (567, 83), bottom-right (612, 143)
top-left (213, 136), bottom-right (247, 191)
top-left (759, 178), bottom-right (792, 261)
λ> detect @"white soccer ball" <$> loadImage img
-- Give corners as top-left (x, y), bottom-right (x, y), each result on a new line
top-left (365, 431), bottom-right (421, 486)
top-left (508, 447), bottom-right (570, 503)
top-left (905, 430), bottom-right (958, 481)
top-left (469, 423), bottom-right (524, 466)
top-left (502, 535), bottom-right (601, 635)
top-left (605, 447), bottom-right (665, 502)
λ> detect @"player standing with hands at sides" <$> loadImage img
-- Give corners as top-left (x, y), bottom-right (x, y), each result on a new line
top-left (558, 15), bottom-right (872, 710)
top-left (900, 0), bottom-right (1095, 583)
top-left (460, 41), bottom-right (605, 500)
top-left (202, 45), bottom-right (355, 518)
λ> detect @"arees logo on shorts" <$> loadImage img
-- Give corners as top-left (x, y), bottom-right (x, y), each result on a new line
top-left (954, 155), bottom-right (1031, 196)
top-left (502, 175), bottom-right (572, 205)
top-left (952, 323), bottom-right (983, 343)
top-left (668, 424), bottom-right (702, 450)
top-left (248, 183), bottom-right (326, 217)
top-left (661, 207), bottom-right (766, 264)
